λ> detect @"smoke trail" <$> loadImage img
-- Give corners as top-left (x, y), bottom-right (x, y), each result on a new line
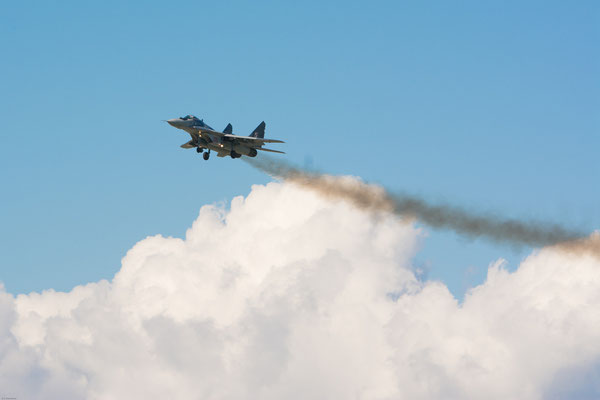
top-left (246, 156), bottom-right (600, 257)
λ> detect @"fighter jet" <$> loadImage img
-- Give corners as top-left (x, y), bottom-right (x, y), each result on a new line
top-left (166, 115), bottom-right (285, 160)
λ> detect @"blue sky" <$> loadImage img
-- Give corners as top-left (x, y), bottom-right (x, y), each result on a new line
top-left (0, 0), bottom-right (598, 297)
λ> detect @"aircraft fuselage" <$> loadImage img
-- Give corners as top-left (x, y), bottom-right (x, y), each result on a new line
top-left (166, 115), bottom-right (284, 160)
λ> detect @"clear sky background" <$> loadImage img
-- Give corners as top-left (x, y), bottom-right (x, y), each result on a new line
top-left (0, 0), bottom-right (598, 297)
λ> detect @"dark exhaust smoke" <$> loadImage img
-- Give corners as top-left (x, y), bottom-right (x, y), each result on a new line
top-left (246, 156), bottom-right (600, 258)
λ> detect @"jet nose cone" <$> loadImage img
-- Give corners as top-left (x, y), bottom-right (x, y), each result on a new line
top-left (166, 118), bottom-right (180, 127)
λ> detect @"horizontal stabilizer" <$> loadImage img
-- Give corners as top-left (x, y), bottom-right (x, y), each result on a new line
top-left (180, 140), bottom-right (195, 149)
top-left (223, 123), bottom-right (233, 135)
top-left (257, 147), bottom-right (285, 154)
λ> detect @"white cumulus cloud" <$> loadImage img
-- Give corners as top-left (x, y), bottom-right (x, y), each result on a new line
top-left (1, 179), bottom-right (599, 399)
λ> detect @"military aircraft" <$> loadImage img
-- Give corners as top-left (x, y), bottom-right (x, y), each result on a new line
top-left (166, 115), bottom-right (285, 160)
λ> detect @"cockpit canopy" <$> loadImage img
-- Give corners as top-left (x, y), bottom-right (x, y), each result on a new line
top-left (180, 115), bottom-right (196, 121)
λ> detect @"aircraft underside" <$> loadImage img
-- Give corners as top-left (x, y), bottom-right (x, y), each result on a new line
top-left (194, 141), bottom-right (257, 160)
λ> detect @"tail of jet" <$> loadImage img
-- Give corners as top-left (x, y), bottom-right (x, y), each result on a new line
top-left (250, 121), bottom-right (266, 138)
top-left (223, 123), bottom-right (233, 135)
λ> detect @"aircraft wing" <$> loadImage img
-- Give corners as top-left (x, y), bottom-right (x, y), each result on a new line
top-left (223, 134), bottom-right (285, 144)
top-left (195, 127), bottom-right (284, 144)
top-left (180, 140), bottom-right (196, 149)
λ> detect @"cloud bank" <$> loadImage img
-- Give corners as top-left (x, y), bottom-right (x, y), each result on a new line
top-left (1, 180), bottom-right (599, 399)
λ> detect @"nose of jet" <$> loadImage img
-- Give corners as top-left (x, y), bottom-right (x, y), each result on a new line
top-left (166, 118), bottom-right (180, 127)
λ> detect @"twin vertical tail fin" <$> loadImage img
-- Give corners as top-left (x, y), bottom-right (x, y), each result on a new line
top-left (249, 121), bottom-right (266, 138)
top-left (223, 121), bottom-right (265, 138)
